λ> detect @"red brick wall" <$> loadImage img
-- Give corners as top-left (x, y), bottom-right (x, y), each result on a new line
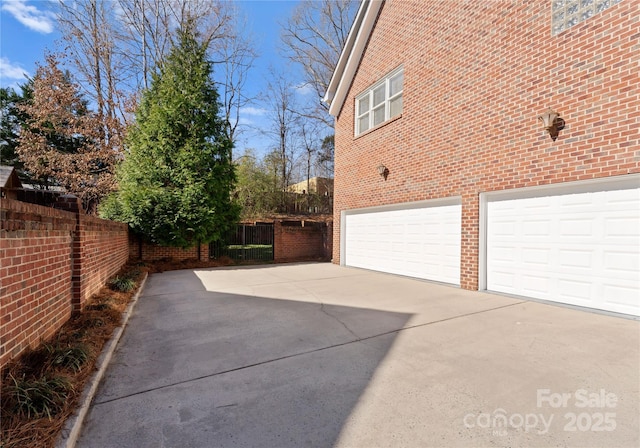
top-left (323, 221), bottom-right (334, 261)
top-left (274, 221), bottom-right (332, 262)
top-left (74, 215), bottom-right (129, 309)
top-left (0, 199), bottom-right (129, 368)
top-left (128, 233), bottom-right (209, 261)
top-left (130, 223), bottom-right (332, 263)
top-left (333, 0), bottom-right (639, 289)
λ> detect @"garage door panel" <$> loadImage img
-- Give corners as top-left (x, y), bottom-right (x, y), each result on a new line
top-left (487, 270), bottom-right (514, 290)
top-left (558, 279), bottom-right (592, 301)
top-left (604, 283), bottom-right (639, 310)
top-left (558, 249), bottom-right (592, 269)
top-left (486, 185), bottom-right (640, 316)
top-left (522, 247), bottom-right (549, 265)
top-left (604, 250), bottom-right (638, 274)
top-left (522, 275), bottom-right (549, 295)
top-left (606, 188), bottom-right (637, 203)
top-left (559, 219), bottom-right (592, 236)
top-left (442, 243), bottom-right (460, 256)
top-left (344, 202), bottom-right (461, 285)
top-left (523, 220), bottom-right (551, 237)
top-left (605, 216), bottom-right (640, 237)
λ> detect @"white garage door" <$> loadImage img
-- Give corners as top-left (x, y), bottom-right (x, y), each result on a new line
top-left (486, 181), bottom-right (640, 316)
top-left (343, 200), bottom-right (461, 285)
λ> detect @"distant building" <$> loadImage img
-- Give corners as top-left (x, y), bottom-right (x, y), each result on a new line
top-left (0, 166), bottom-right (22, 199)
top-left (0, 165), bottom-right (69, 207)
top-left (288, 177), bottom-right (334, 196)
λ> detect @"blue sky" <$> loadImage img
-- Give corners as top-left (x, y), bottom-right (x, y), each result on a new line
top-left (0, 0), bottom-right (310, 158)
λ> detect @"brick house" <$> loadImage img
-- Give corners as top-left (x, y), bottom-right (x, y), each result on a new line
top-left (324, 0), bottom-right (639, 316)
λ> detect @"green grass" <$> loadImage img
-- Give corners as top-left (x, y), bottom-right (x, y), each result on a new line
top-left (226, 244), bottom-right (272, 249)
top-left (223, 245), bottom-right (273, 261)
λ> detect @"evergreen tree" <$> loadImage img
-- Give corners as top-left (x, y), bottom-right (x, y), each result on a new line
top-left (0, 84), bottom-right (32, 175)
top-left (102, 24), bottom-right (239, 247)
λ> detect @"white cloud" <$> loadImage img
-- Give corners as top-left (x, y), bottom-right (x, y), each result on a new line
top-left (242, 106), bottom-right (268, 116)
top-left (0, 57), bottom-right (30, 81)
top-left (238, 117), bottom-right (256, 127)
top-left (294, 83), bottom-right (314, 96)
top-left (2, 0), bottom-right (55, 34)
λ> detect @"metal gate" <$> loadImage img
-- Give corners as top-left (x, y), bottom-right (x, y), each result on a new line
top-left (210, 223), bottom-right (274, 262)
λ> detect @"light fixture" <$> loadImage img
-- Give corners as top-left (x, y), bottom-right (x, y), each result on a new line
top-left (538, 108), bottom-right (565, 141)
top-left (377, 164), bottom-right (389, 180)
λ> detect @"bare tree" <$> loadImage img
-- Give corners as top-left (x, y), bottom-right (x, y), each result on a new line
top-left (57, 0), bottom-right (254, 136)
top-left (281, 0), bottom-right (358, 127)
top-left (113, 0), bottom-right (172, 90)
top-left (209, 6), bottom-right (258, 149)
top-left (265, 71), bottom-right (300, 209)
top-left (57, 0), bottom-right (121, 122)
top-left (114, 0), bottom-right (233, 90)
top-left (299, 120), bottom-right (318, 210)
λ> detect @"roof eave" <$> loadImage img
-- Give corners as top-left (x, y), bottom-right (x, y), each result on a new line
top-left (323, 0), bottom-right (383, 117)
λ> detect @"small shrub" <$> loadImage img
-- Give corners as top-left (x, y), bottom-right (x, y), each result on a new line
top-left (44, 343), bottom-right (90, 373)
top-left (83, 317), bottom-right (106, 328)
top-left (69, 329), bottom-right (87, 340)
top-left (8, 374), bottom-right (72, 420)
top-left (85, 302), bottom-right (111, 311)
top-left (125, 267), bottom-right (142, 278)
top-left (108, 276), bottom-right (135, 292)
top-left (80, 308), bottom-right (121, 329)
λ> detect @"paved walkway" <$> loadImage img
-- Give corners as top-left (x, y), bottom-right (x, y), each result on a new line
top-left (77, 263), bottom-right (639, 447)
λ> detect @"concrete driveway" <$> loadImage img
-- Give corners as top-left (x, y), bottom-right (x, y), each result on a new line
top-left (77, 263), bottom-right (639, 448)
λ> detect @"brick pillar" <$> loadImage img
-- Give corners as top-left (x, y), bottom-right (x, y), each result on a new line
top-left (460, 192), bottom-right (479, 291)
top-left (71, 213), bottom-right (84, 312)
top-left (55, 196), bottom-right (88, 312)
top-left (323, 221), bottom-right (334, 261)
top-left (200, 243), bottom-right (210, 260)
top-left (273, 221), bottom-right (284, 262)
top-left (54, 194), bottom-right (82, 213)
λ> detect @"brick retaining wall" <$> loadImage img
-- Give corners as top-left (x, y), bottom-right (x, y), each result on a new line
top-left (0, 198), bottom-right (129, 369)
top-left (128, 234), bottom-right (210, 261)
top-left (274, 221), bottom-right (332, 262)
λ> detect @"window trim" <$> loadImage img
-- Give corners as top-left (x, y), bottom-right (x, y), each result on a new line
top-left (355, 66), bottom-right (403, 136)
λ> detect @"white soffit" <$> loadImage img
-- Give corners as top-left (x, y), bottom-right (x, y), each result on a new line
top-left (323, 0), bottom-right (383, 117)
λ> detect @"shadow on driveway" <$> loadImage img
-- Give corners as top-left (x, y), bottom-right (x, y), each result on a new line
top-left (77, 268), bottom-right (411, 447)
top-left (77, 263), bottom-right (640, 448)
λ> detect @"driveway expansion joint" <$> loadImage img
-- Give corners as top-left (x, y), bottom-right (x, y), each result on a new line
top-left (320, 302), bottom-right (360, 339)
top-left (92, 300), bottom-right (526, 408)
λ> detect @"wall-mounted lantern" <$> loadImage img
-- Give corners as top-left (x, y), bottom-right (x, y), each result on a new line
top-left (377, 164), bottom-right (389, 180)
top-left (538, 108), bottom-right (565, 141)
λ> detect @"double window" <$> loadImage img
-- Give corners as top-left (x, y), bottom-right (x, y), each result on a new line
top-left (355, 67), bottom-right (403, 136)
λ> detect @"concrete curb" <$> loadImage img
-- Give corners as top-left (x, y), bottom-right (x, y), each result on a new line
top-left (55, 272), bottom-right (149, 448)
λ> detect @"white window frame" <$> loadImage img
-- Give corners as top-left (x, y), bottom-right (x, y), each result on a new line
top-left (355, 66), bottom-right (403, 136)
